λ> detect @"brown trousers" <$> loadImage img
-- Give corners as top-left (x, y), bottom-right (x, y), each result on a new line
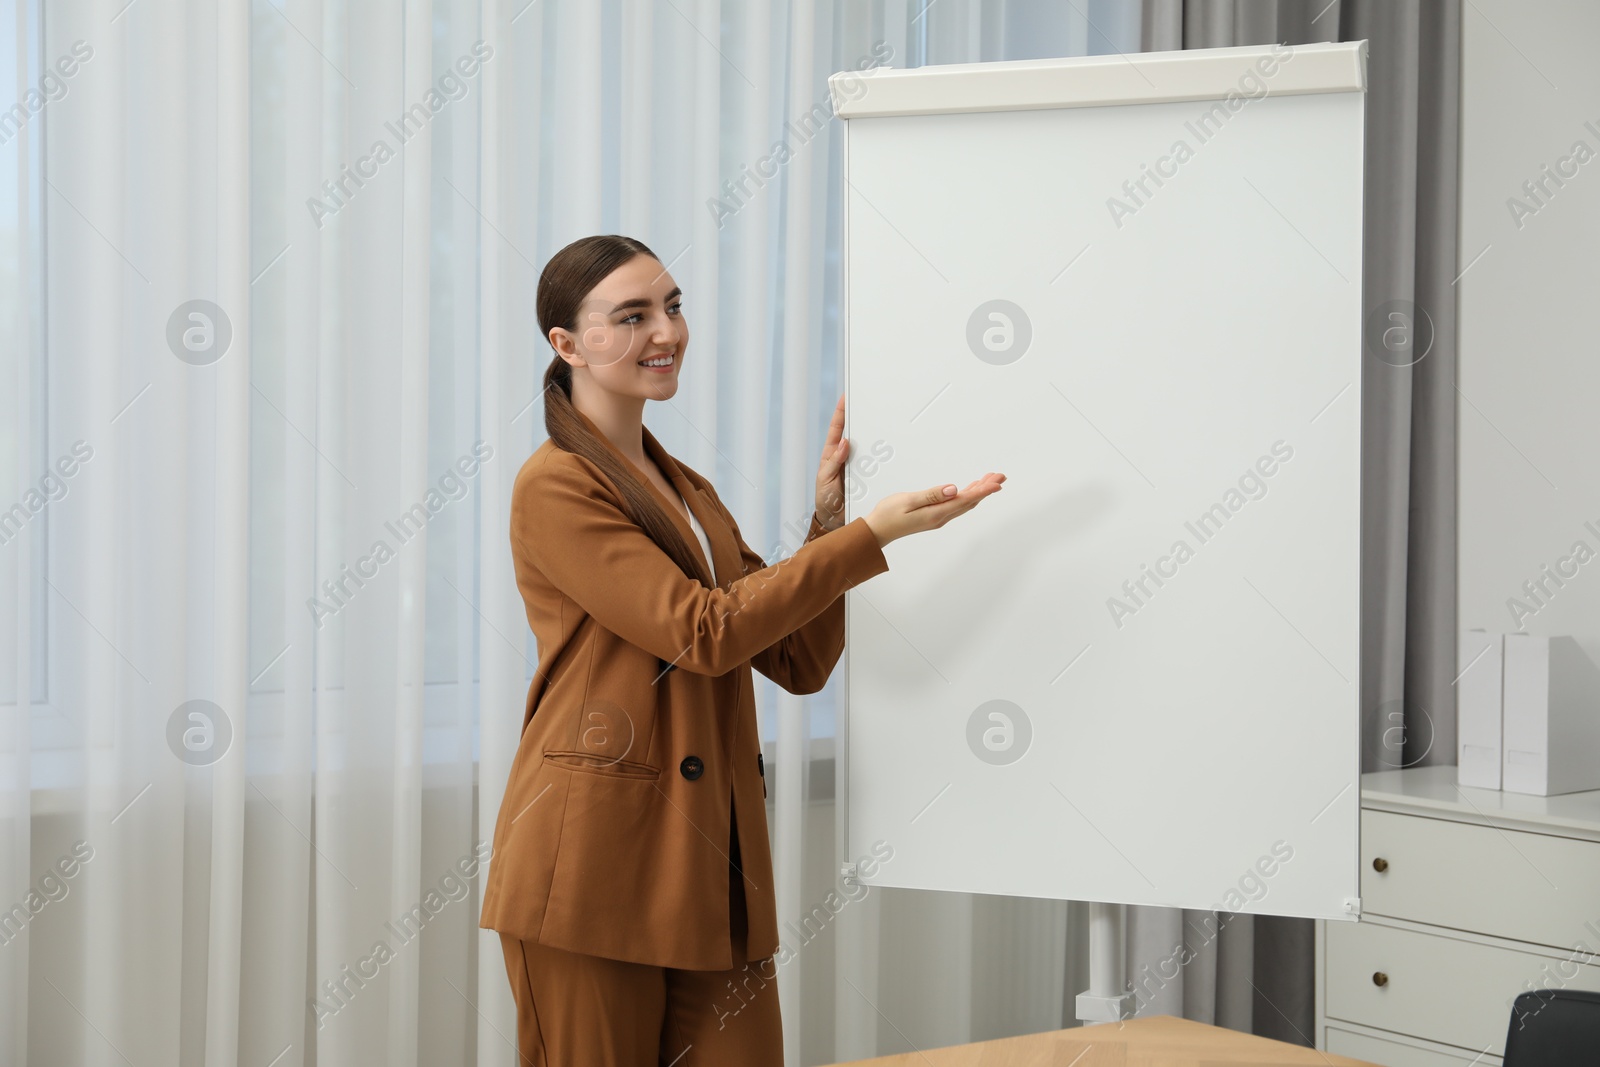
top-left (498, 805), bottom-right (784, 1065)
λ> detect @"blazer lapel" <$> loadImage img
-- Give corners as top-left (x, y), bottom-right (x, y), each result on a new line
top-left (567, 407), bottom-right (726, 587)
top-left (642, 428), bottom-right (732, 588)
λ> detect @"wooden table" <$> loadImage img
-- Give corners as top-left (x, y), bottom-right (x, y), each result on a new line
top-left (829, 1014), bottom-right (1381, 1065)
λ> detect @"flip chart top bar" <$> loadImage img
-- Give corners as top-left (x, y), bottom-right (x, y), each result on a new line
top-left (829, 40), bottom-right (1368, 119)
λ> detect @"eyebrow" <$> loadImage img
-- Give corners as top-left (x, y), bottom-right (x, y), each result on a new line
top-left (609, 286), bottom-right (683, 314)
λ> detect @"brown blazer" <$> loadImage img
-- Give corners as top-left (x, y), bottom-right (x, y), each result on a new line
top-left (478, 407), bottom-right (891, 970)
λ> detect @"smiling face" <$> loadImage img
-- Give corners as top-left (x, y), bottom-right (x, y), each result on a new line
top-left (550, 254), bottom-right (687, 402)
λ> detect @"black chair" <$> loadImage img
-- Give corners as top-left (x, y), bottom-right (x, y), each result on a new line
top-left (1503, 988), bottom-right (1600, 1066)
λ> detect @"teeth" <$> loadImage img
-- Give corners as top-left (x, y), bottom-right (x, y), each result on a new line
top-left (641, 355), bottom-right (674, 367)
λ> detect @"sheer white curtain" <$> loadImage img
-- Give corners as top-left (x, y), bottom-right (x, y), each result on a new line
top-left (1, 1), bottom-right (1137, 1064)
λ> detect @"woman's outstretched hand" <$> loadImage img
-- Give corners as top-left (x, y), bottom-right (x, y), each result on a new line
top-left (813, 393), bottom-right (1006, 546)
top-left (864, 472), bottom-right (1005, 548)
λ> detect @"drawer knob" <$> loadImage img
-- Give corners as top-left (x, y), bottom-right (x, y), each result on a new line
top-left (1372, 857), bottom-right (1389, 873)
top-left (1372, 971), bottom-right (1389, 988)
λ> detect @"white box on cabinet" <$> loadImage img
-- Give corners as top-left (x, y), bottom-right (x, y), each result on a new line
top-left (1457, 628), bottom-right (1502, 790)
top-left (1501, 634), bottom-right (1600, 797)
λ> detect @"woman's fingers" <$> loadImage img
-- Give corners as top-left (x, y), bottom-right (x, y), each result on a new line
top-left (909, 475), bottom-right (1003, 513)
top-left (825, 395), bottom-right (846, 453)
top-left (952, 474), bottom-right (1003, 499)
top-left (948, 475), bottom-right (1004, 512)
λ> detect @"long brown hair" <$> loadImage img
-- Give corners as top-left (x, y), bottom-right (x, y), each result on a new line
top-left (538, 234), bottom-right (713, 588)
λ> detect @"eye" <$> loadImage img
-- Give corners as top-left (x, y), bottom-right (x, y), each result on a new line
top-left (619, 302), bottom-right (682, 325)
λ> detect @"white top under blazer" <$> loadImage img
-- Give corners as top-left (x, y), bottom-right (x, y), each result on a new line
top-left (679, 489), bottom-right (714, 578)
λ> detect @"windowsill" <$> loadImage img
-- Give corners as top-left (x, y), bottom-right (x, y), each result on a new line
top-left (20, 700), bottom-right (840, 809)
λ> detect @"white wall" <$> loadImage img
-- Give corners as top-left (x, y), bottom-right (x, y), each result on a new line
top-left (1459, 4), bottom-right (1600, 664)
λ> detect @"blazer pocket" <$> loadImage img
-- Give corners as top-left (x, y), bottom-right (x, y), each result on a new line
top-left (542, 749), bottom-right (661, 780)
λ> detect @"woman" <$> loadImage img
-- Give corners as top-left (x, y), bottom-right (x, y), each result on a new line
top-left (479, 234), bottom-right (1004, 1066)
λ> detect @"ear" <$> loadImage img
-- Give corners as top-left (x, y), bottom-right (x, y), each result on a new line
top-left (549, 327), bottom-right (582, 367)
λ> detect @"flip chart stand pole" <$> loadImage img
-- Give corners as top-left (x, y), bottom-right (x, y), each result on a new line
top-left (1075, 901), bottom-right (1136, 1023)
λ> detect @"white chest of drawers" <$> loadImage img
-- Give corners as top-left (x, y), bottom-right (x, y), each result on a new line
top-left (1315, 765), bottom-right (1600, 1066)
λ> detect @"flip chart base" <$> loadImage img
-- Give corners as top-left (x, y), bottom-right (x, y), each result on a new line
top-left (1075, 901), bottom-right (1136, 1023)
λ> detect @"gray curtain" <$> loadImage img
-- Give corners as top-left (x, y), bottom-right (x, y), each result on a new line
top-left (1124, 0), bottom-right (1461, 1047)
